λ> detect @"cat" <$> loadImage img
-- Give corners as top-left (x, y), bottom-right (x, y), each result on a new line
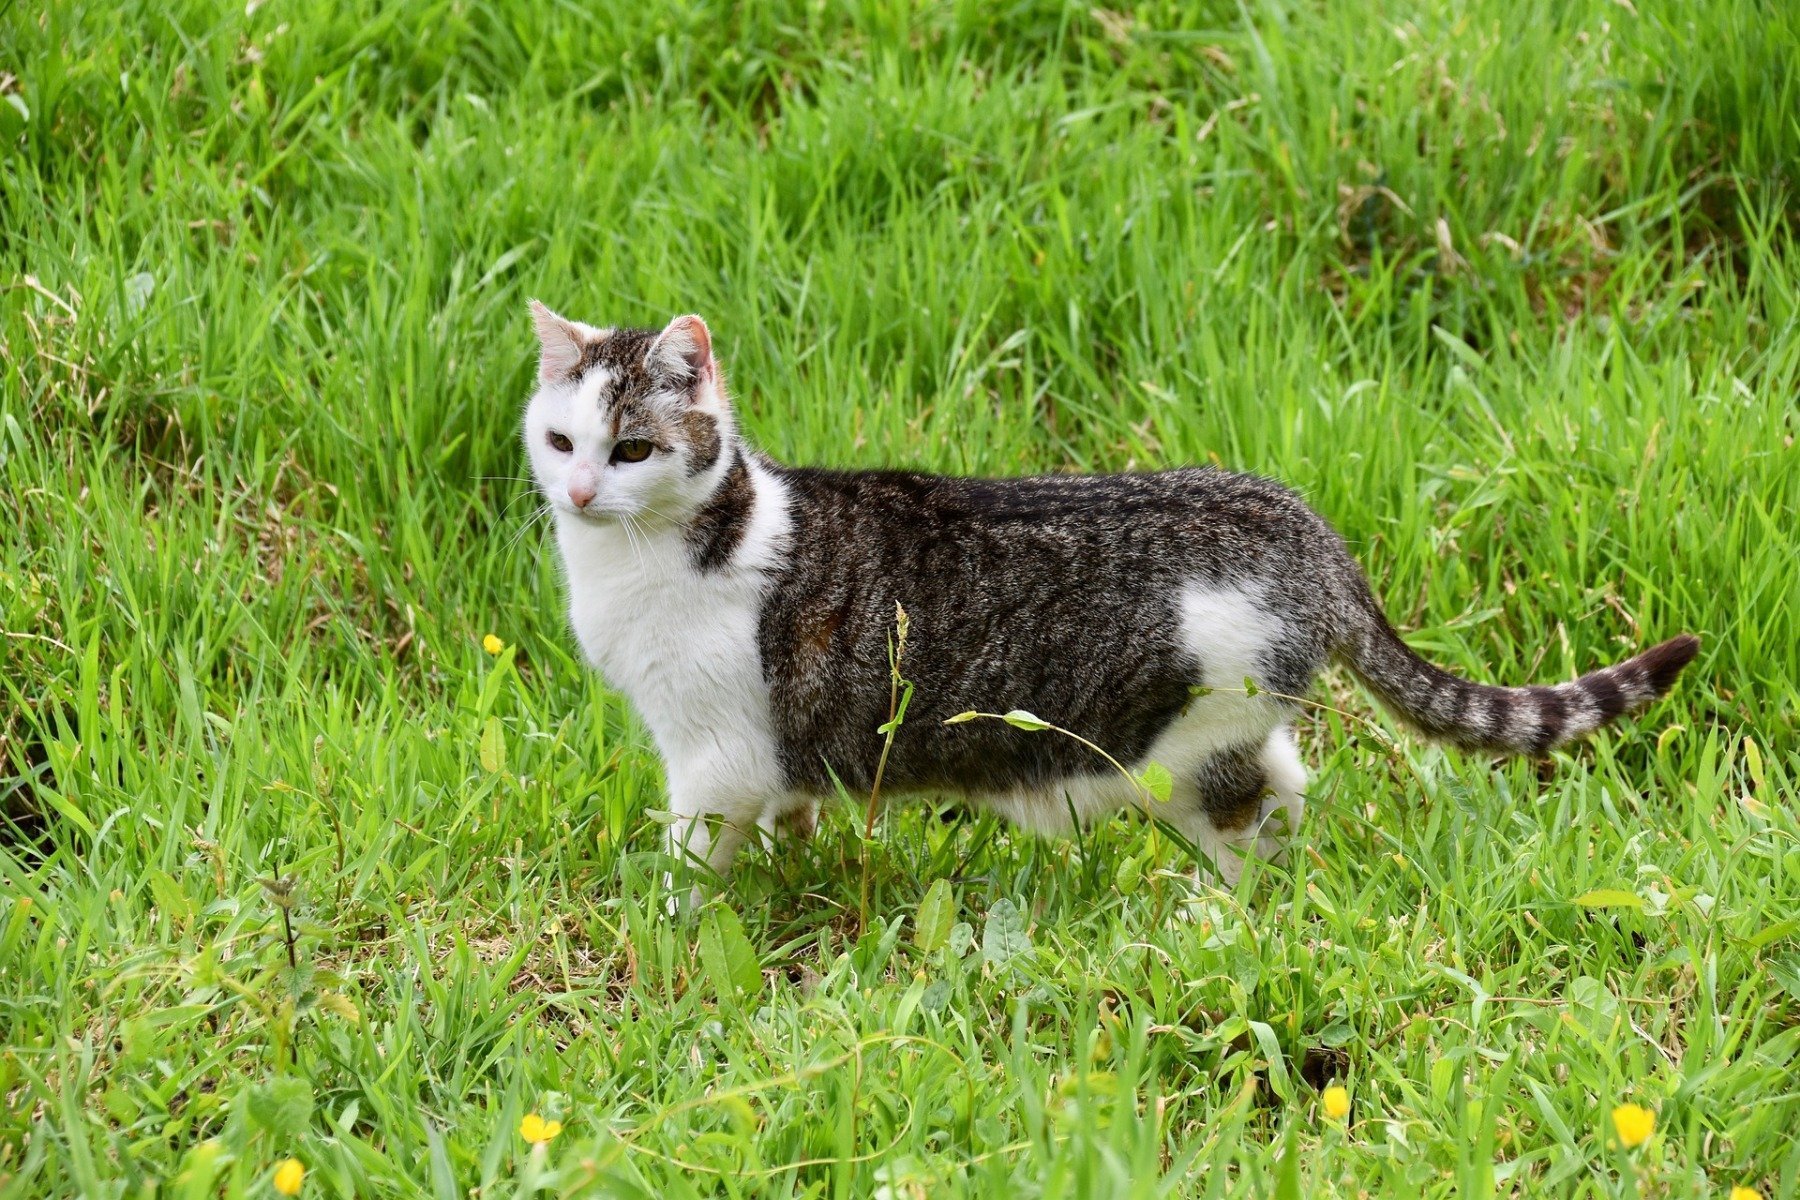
top-left (522, 303), bottom-right (1699, 890)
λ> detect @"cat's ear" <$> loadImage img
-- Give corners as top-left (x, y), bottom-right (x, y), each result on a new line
top-left (645, 314), bottom-right (714, 391)
top-left (529, 300), bottom-right (598, 384)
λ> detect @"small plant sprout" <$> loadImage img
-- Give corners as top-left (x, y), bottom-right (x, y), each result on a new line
top-left (860, 601), bottom-right (913, 933)
top-left (259, 875), bottom-right (300, 970)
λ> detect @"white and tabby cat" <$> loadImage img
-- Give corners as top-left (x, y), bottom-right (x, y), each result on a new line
top-left (522, 303), bottom-right (1699, 888)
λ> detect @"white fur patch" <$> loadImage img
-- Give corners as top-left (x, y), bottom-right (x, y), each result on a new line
top-left (1170, 581), bottom-right (1292, 751)
top-left (553, 462), bottom-right (792, 870)
top-left (570, 364), bottom-right (614, 408)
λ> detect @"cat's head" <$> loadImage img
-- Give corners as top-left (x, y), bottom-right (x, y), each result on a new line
top-left (523, 303), bottom-right (736, 525)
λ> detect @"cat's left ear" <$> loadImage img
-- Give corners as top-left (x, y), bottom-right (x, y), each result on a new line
top-left (646, 314), bottom-right (715, 392)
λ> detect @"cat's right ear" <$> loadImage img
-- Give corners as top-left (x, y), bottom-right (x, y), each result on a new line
top-left (529, 300), bottom-right (597, 384)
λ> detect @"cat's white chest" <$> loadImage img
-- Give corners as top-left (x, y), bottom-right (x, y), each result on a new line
top-left (551, 473), bottom-right (790, 798)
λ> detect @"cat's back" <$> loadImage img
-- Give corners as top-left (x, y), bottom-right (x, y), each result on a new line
top-left (771, 461), bottom-right (1330, 570)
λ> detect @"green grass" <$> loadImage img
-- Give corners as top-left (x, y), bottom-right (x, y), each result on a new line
top-left (4, 0), bottom-right (1799, 1195)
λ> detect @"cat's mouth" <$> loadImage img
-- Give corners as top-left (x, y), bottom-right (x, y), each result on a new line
top-left (556, 501), bottom-right (634, 526)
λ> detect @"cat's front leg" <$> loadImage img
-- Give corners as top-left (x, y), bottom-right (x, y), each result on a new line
top-left (665, 808), bottom-right (752, 915)
top-left (665, 807), bottom-right (760, 879)
top-left (662, 757), bottom-right (771, 910)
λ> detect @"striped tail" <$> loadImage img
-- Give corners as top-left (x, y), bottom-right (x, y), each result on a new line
top-left (1336, 584), bottom-right (1699, 755)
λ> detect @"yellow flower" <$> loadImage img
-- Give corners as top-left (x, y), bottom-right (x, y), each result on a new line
top-left (1730, 1188), bottom-right (1761, 1200)
top-left (1611, 1103), bottom-right (1655, 1149)
top-left (272, 1159), bottom-right (305, 1196)
top-left (519, 1113), bottom-right (563, 1144)
top-left (482, 634), bottom-right (505, 656)
top-left (1322, 1086), bottom-right (1350, 1121)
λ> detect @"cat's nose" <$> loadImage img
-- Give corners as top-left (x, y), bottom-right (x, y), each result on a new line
top-left (568, 479), bottom-right (597, 508)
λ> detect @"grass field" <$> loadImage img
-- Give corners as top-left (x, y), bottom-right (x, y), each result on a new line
top-left (4, 0), bottom-right (1799, 1195)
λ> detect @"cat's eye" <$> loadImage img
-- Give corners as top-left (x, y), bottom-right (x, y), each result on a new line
top-left (547, 431), bottom-right (574, 453)
top-left (611, 439), bottom-right (654, 464)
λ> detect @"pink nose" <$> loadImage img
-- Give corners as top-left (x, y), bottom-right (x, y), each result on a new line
top-left (568, 480), bottom-right (597, 508)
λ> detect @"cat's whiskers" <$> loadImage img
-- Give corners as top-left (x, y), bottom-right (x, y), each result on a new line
top-left (502, 502), bottom-right (552, 554)
top-left (497, 489), bottom-right (547, 518)
top-left (633, 501), bottom-right (684, 533)
top-left (616, 512), bottom-right (648, 568)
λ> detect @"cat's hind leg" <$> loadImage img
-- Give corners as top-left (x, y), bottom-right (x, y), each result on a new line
top-left (1253, 726), bottom-right (1307, 866)
top-left (765, 795), bottom-right (820, 843)
top-left (1165, 731), bottom-right (1305, 886)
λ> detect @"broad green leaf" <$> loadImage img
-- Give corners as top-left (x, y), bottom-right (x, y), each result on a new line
top-left (246, 1075), bottom-right (313, 1138)
top-left (102, 1085), bottom-right (139, 1124)
top-left (1002, 710), bottom-right (1051, 731)
top-left (146, 869), bottom-right (193, 923)
top-left (1316, 1021), bottom-right (1355, 1047)
top-left (1113, 852), bottom-right (1143, 895)
top-left (913, 879), bottom-right (955, 954)
top-left (698, 904), bottom-right (762, 1002)
top-left (0, 94), bottom-right (28, 141)
top-left (119, 1006), bottom-right (210, 1065)
top-left (874, 679), bottom-right (915, 735)
top-left (1246, 1019), bottom-right (1291, 1100)
top-left (316, 992), bottom-right (360, 1024)
top-left (1567, 975), bottom-right (1622, 1040)
top-left (1571, 888), bottom-right (1643, 910)
top-left (1053, 1071), bottom-right (1119, 1107)
top-left (174, 1139), bottom-right (224, 1197)
top-left (1137, 761), bottom-right (1173, 803)
top-left (426, 1124), bottom-right (458, 1200)
top-left (981, 898), bottom-right (1030, 969)
top-left (1273, 1108), bottom-right (1301, 1200)
top-left (475, 644), bottom-right (514, 716)
top-left (478, 716), bottom-right (506, 774)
